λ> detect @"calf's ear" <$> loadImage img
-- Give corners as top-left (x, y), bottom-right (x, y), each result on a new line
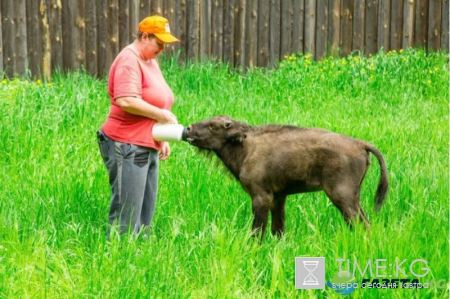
top-left (226, 131), bottom-right (246, 143)
top-left (224, 120), bottom-right (232, 129)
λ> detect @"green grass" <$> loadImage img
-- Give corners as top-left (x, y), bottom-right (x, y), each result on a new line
top-left (0, 48), bottom-right (448, 298)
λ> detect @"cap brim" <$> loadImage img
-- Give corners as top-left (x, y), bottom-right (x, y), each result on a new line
top-left (154, 33), bottom-right (180, 43)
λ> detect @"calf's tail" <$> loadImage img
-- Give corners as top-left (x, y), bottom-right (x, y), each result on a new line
top-left (366, 145), bottom-right (389, 212)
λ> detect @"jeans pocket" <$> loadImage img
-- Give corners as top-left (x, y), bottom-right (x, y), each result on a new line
top-left (97, 131), bottom-right (109, 159)
top-left (134, 151), bottom-right (150, 168)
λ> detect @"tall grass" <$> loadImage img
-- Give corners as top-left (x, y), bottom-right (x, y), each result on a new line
top-left (0, 49), bottom-right (448, 298)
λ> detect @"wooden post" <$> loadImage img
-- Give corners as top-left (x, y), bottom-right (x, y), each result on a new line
top-left (86, 0), bottom-right (97, 76)
top-left (428, 0), bottom-right (442, 51)
top-left (442, 0), bottom-right (449, 52)
top-left (212, 0), bottom-right (224, 62)
top-left (246, 0), bottom-right (257, 68)
top-left (2, 0), bottom-right (16, 77)
top-left (269, 0), bottom-right (281, 68)
top-left (257, 0), bottom-right (269, 67)
top-left (187, 0), bottom-right (199, 61)
top-left (14, 0), bottom-right (28, 77)
top-left (200, 0), bottom-right (211, 60)
top-left (40, 0), bottom-right (51, 79)
top-left (304, 0), bottom-right (316, 58)
top-left (328, 0), bottom-right (341, 56)
top-left (97, 0), bottom-right (109, 77)
top-left (402, 0), bottom-right (415, 49)
top-left (316, 0), bottom-right (328, 60)
top-left (108, 0), bottom-right (119, 67)
top-left (340, 0), bottom-right (353, 57)
top-left (365, 0), bottom-right (378, 55)
top-left (0, 5), bottom-right (3, 74)
top-left (353, 0), bottom-right (365, 54)
top-left (119, 0), bottom-right (130, 51)
top-left (223, 0), bottom-right (235, 65)
top-left (390, 0), bottom-right (403, 51)
top-left (378, 0), bottom-right (390, 52)
top-left (50, 0), bottom-right (63, 73)
top-left (234, 0), bottom-right (245, 68)
top-left (281, 0), bottom-right (292, 60)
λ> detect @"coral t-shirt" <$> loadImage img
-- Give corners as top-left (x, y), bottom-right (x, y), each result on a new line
top-left (101, 46), bottom-right (174, 150)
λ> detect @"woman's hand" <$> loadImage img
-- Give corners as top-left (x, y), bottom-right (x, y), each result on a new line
top-left (159, 142), bottom-right (171, 160)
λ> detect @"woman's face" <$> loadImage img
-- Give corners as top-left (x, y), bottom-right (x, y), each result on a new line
top-left (142, 33), bottom-right (165, 60)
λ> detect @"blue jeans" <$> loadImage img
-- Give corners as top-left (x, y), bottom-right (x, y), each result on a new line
top-left (97, 130), bottom-right (159, 239)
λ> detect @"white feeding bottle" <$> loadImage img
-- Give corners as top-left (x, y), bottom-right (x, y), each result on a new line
top-left (152, 123), bottom-right (188, 142)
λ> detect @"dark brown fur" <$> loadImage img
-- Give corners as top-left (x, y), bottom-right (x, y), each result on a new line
top-left (186, 115), bottom-right (389, 241)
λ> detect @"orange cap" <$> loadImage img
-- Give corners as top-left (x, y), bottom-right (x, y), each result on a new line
top-left (138, 15), bottom-right (180, 43)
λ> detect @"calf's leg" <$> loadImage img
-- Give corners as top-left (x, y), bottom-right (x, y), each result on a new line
top-left (325, 185), bottom-right (370, 229)
top-left (250, 192), bottom-right (272, 241)
top-left (270, 195), bottom-right (287, 238)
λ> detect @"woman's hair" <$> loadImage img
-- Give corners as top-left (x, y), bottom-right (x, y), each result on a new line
top-left (137, 32), bottom-right (155, 40)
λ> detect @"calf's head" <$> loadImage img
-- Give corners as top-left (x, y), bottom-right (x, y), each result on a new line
top-left (186, 115), bottom-right (249, 150)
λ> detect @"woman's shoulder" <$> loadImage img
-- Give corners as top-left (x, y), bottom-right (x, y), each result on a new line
top-left (112, 48), bottom-right (140, 68)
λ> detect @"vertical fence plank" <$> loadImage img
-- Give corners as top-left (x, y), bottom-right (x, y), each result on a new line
top-left (340, 0), bottom-right (353, 56)
top-left (246, 0), bottom-right (257, 68)
top-left (234, 0), bottom-right (245, 68)
top-left (316, 0), bottom-right (328, 60)
top-left (402, 0), bottom-right (415, 49)
top-left (15, 0), bottom-right (28, 77)
top-left (97, 0), bottom-right (108, 77)
top-left (365, 0), bottom-right (378, 55)
top-left (292, 0), bottom-right (304, 55)
top-left (86, 0), bottom-right (97, 75)
top-left (50, 0), bottom-right (62, 72)
top-left (175, 0), bottom-right (187, 62)
top-left (163, 0), bottom-right (177, 57)
top-left (139, 0), bottom-right (151, 20)
top-left (40, 0), bottom-right (51, 79)
top-left (353, 0), bottom-right (365, 53)
top-left (151, 0), bottom-right (163, 14)
top-left (119, 0), bottom-right (130, 51)
top-left (304, 0), bottom-right (316, 57)
top-left (26, 0), bottom-right (40, 77)
top-left (257, 0), bottom-right (269, 66)
top-left (212, 0), bottom-right (223, 61)
top-left (108, 0), bottom-right (119, 67)
top-left (328, 0), bottom-right (341, 56)
top-left (378, 0), bottom-right (390, 52)
top-left (442, 0), bottom-right (449, 52)
top-left (428, 0), bottom-right (442, 51)
top-left (280, 0), bottom-right (292, 59)
top-left (269, 0), bottom-right (281, 68)
top-left (2, 0), bottom-right (16, 77)
top-left (0, 6), bottom-right (3, 74)
top-left (130, 0), bottom-right (139, 41)
top-left (62, 0), bottom-right (74, 70)
top-left (223, 0), bottom-right (235, 65)
top-left (72, 0), bottom-right (86, 70)
top-left (187, 0), bottom-right (200, 61)
top-left (200, 0), bottom-right (211, 60)
top-left (414, 0), bottom-right (428, 48)
top-left (390, 0), bottom-right (403, 51)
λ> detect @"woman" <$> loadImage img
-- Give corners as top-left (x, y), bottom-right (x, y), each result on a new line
top-left (97, 15), bottom-right (179, 238)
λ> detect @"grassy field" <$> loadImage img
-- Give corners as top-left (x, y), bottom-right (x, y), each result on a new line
top-left (0, 49), bottom-right (448, 298)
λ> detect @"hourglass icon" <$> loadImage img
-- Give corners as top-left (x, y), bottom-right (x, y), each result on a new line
top-left (302, 260), bottom-right (319, 285)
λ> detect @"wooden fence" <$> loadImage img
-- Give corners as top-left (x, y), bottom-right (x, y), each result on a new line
top-left (0, 0), bottom-right (449, 79)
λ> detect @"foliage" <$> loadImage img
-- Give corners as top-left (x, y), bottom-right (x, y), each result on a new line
top-left (0, 49), bottom-right (448, 298)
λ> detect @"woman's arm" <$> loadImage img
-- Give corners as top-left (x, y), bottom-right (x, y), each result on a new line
top-left (115, 96), bottom-right (177, 124)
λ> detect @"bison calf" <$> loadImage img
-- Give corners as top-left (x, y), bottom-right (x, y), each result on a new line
top-left (185, 115), bottom-right (388, 241)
